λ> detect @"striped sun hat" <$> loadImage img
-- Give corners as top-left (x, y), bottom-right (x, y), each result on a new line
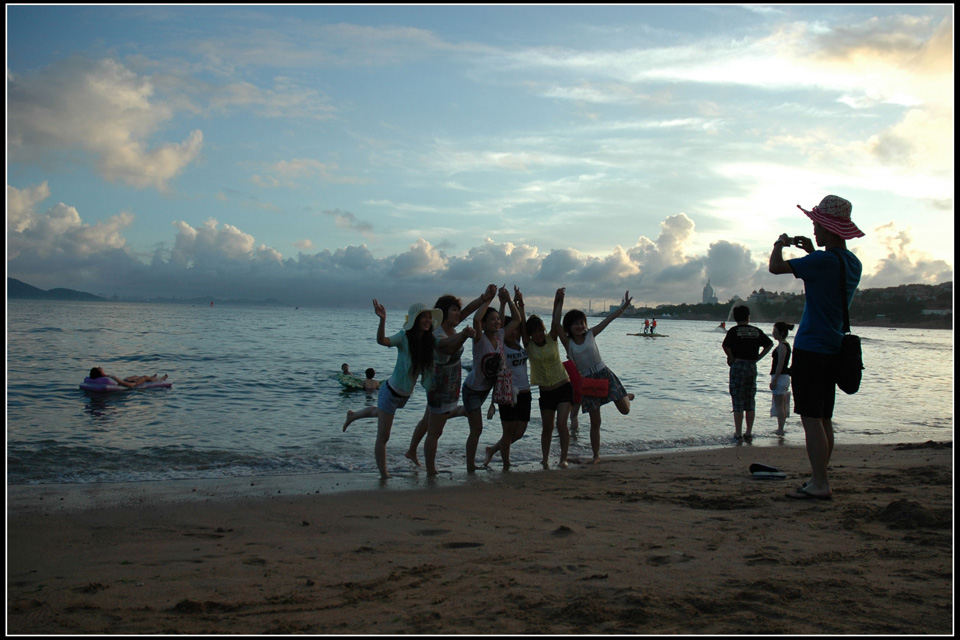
top-left (798, 195), bottom-right (864, 239)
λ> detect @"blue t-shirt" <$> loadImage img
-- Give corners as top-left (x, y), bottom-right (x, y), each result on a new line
top-left (789, 249), bottom-right (862, 354)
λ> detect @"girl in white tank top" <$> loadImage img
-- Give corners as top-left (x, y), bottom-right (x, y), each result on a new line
top-left (559, 291), bottom-right (635, 463)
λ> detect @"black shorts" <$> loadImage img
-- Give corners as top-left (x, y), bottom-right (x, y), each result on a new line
top-left (790, 349), bottom-right (838, 419)
top-left (499, 390), bottom-right (532, 423)
top-left (537, 382), bottom-right (574, 412)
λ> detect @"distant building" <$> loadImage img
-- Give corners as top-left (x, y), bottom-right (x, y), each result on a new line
top-left (702, 280), bottom-right (718, 305)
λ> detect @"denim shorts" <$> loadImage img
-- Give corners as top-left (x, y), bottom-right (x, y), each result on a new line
top-left (462, 383), bottom-right (491, 414)
top-left (377, 382), bottom-right (410, 415)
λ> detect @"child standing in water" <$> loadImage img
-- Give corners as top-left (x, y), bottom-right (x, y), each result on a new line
top-left (342, 299), bottom-right (441, 480)
top-left (769, 321), bottom-right (794, 436)
top-left (523, 287), bottom-right (573, 468)
top-left (560, 291), bottom-right (635, 463)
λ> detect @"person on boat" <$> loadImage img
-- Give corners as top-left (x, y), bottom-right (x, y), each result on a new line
top-left (643, 318), bottom-right (650, 334)
top-left (651, 318), bottom-right (658, 334)
top-left (87, 367), bottom-right (168, 388)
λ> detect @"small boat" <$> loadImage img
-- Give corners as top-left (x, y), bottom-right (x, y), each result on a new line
top-left (627, 332), bottom-right (669, 338)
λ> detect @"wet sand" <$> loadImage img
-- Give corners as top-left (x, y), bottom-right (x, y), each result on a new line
top-left (7, 442), bottom-right (953, 634)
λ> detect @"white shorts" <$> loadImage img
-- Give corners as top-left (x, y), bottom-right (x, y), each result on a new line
top-left (770, 374), bottom-right (790, 396)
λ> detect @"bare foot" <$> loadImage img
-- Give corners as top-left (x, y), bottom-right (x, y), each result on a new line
top-left (404, 450), bottom-right (421, 467)
top-left (342, 411), bottom-right (355, 432)
top-left (541, 459), bottom-right (550, 469)
top-left (427, 467), bottom-right (439, 477)
top-left (590, 456), bottom-right (600, 465)
top-left (161, 374), bottom-right (169, 381)
top-left (627, 393), bottom-right (635, 401)
top-left (483, 446), bottom-right (496, 467)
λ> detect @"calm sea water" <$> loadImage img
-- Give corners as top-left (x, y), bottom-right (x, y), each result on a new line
top-left (6, 299), bottom-right (954, 486)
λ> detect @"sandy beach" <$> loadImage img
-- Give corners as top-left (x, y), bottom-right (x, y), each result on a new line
top-left (7, 442), bottom-right (953, 635)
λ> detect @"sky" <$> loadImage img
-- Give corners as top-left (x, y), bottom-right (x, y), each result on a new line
top-left (6, 4), bottom-right (954, 311)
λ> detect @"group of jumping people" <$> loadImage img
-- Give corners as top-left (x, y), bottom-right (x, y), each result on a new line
top-left (342, 284), bottom-right (634, 480)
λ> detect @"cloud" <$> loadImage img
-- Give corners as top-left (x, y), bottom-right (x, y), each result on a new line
top-left (321, 209), bottom-right (375, 236)
top-left (7, 58), bottom-right (203, 191)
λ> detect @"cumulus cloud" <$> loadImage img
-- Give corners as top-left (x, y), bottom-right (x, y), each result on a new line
top-left (7, 58), bottom-right (202, 190)
top-left (6, 183), bottom-right (953, 308)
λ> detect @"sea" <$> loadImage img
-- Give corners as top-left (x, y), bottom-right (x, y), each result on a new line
top-left (6, 299), bottom-right (954, 490)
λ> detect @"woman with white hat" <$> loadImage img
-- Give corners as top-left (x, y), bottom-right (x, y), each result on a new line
top-left (342, 299), bottom-right (442, 480)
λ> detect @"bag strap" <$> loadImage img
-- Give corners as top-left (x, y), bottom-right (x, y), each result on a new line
top-left (829, 248), bottom-right (851, 334)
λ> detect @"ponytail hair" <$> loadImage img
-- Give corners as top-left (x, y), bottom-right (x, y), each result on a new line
top-left (774, 321), bottom-right (795, 338)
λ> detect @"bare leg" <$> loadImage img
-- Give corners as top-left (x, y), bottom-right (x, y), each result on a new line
top-left (744, 410), bottom-right (755, 440)
top-left (343, 406), bottom-right (378, 432)
top-left (556, 402), bottom-right (571, 467)
top-left (569, 404), bottom-right (581, 433)
top-left (614, 393), bottom-right (633, 415)
top-left (405, 408), bottom-right (429, 466)
top-left (540, 408), bottom-right (556, 467)
top-left (775, 395), bottom-right (787, 435)
top-left (589, 408), bottom-right (602, 462)
top-left (375, 410), bottom-right (395, 480)
top-left (465, 411), bottom-right (484, 473)
top-left (799, 415), bottom-right (831, 496)
top-left (424, 412), bottom-right (449, 476)
top-left (733, 411), bottom-right (743, 440)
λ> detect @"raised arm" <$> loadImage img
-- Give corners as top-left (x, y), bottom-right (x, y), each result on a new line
top-left (472, 292), bottom-right (494, 340)
top-left (508, 286), bottom-right (525, 343)
top-left (554, 288), bottom-right (570, 350)
top-left (461, 284), bottom-right (498, 322)
top-left (437, 324), bottom-right (476, 354)
top-left (373, 299), bottom-right (391, 347)
top-left (769, 231), bottom-right (812, 275)
top-left (591, 291), bottom-right (632, 337)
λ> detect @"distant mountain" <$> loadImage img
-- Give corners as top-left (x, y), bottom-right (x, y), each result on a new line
top-left (7, 278), bottom-right (285, 306)
top-left (7, 278), bottom-right (108, 302)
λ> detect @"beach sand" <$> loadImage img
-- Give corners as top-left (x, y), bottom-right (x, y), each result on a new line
top-left (7, 442), bottom-right (953, 635)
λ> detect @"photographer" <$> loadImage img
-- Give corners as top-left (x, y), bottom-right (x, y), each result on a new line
top-left (769, 195), bottom-right (863, 501)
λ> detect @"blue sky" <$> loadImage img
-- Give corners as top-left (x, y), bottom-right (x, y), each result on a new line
top-left (7, 5), bottom-right (954, 310)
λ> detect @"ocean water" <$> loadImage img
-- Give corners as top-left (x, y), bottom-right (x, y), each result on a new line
top-left (6, 299), bottom-right (954, 487)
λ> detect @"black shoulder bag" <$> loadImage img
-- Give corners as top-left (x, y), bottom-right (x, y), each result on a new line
top-left (831, 248), bottom-right (864, 394)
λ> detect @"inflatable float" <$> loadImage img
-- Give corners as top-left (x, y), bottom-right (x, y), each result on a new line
top-left (79, 377), bottom-right (173, 392)
top-left (336, 372), bottom-right (380, 391)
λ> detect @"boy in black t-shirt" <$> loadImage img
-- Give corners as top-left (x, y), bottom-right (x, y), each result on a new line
top-left (722, 306), bottom-right (774, 440)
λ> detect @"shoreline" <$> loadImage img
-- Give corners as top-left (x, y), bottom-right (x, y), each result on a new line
top-left (8, 441), bottom-right (953, 634)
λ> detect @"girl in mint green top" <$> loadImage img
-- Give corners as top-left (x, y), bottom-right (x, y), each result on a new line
top-left (342, 299), bottom-right (440, 480)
